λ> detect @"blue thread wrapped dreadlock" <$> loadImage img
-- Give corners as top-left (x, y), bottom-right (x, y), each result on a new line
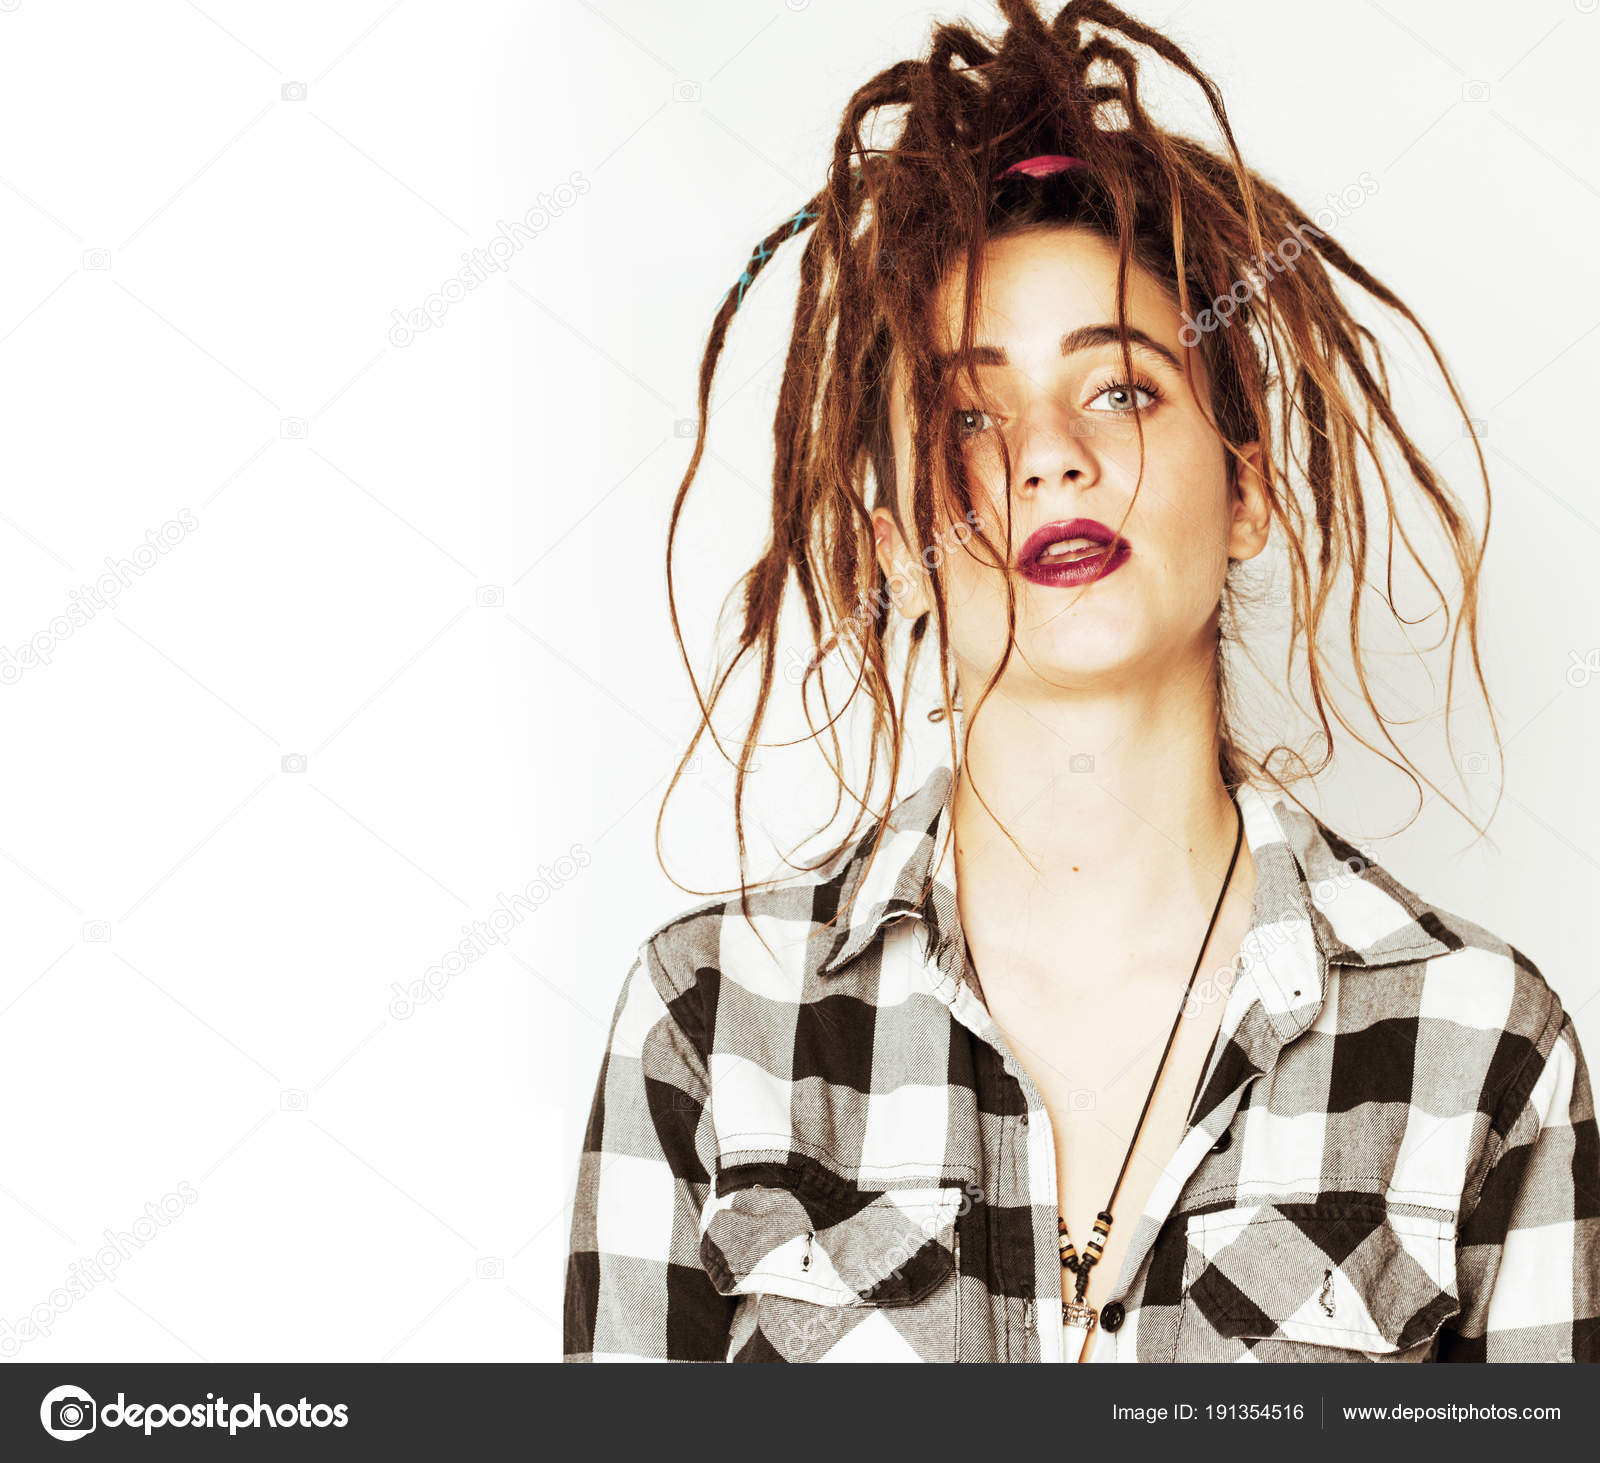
top-left (726, 163), bottom-right (871, 312)
top-left (730, 202), bottom-right (820, 310)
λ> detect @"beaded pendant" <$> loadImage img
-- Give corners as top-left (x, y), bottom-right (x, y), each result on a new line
top-left (1057, 1211), bottom-right (1113, 1355)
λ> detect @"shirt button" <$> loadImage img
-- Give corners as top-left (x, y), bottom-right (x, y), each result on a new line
top-left (1211, 1129), bottom-right (1232, 1153)
top-left (1100, 1301), bottom-right (1125, 1332)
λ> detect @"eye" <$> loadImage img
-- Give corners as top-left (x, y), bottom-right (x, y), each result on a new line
top-left (953, 407), bottom-right (997, 438)
top-left (1086, 377), bottom-right (1162, 414)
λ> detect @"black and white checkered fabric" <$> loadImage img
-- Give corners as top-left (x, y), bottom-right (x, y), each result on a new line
top-left (564, 763), bottom-right (1599, 1362)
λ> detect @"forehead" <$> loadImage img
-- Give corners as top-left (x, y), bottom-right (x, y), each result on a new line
top-left (887, 226), bottom-right (1201, 412)
top-left (929, 225), bottom-right (1182, 358)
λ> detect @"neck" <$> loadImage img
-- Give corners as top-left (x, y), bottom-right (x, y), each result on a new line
top-left (947, 662), bottom-right (1251, 964)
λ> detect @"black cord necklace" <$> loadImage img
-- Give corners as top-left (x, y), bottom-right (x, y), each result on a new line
top-left (968, 793), bottom-right (1246, 1362)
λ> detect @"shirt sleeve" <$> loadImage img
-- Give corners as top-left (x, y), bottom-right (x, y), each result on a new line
top-left (563, 942), bottom-right (736, 1361)
top-left (1437, 1006), bottom-right (1600, 1361)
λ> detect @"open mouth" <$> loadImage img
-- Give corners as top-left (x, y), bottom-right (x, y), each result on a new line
top-left (1033, 538), bottom-right (1108, 565)
top-left (1015, 518), bottom-right (1132, 587)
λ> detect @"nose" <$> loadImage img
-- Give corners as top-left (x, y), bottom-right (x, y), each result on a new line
top-left (1009, 398), bottom-right (1099, 497)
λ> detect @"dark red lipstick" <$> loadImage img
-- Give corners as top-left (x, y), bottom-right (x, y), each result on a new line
top-left (1015, 518), bottom-right (1131, 587)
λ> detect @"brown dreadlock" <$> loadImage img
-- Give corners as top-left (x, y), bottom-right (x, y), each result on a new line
top-left (657, 0), bottom-right (1498, 934)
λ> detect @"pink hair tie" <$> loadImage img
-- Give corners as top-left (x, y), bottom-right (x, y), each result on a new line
top-left (996, 153), bottom-right (1086, 179)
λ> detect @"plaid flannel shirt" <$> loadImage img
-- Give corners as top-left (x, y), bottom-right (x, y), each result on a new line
top-left (564, 763), bottom-right (1600, 1362)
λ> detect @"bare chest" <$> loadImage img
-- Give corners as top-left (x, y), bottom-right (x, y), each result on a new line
top-left (965, 930), bottom-right (1246, 1360)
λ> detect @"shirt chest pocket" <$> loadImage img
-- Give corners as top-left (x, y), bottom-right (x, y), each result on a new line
top-left (1174, 1197), bottom-right (1460, 1362)
top-left (698, 1171), bottom-right (966, 1362)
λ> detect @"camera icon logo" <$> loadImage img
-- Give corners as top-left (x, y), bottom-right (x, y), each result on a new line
top-left (281, 81), bottom-right (308, 101)
top-left (40, 1386), bottom-right (97, 1441)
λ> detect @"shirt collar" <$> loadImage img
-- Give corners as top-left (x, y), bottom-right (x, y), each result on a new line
top-left (815, 762), bottom-right (1459, 1011)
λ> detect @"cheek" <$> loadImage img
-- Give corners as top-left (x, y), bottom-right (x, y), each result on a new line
top-left (939, 521), bottom-right (1012, 596)
top-left (1144, 501), bottom-right (1235, 614)
top-left (935, 542), bottom-right (1042, 653)
top-left (916, 536), bottom-right (999, 634)
top-left (957, 451), bottom-right (1013, 527)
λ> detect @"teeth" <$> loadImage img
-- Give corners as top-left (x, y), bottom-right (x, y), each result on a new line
top-left (1038, 538), bottom-right (1101, 560)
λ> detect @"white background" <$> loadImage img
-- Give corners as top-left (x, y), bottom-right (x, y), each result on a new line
top-left (0, 0), bottom-right (1595, 1366)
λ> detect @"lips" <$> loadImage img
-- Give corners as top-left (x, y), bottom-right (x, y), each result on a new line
top-left (1015, 518), bottom-right (1132, 588)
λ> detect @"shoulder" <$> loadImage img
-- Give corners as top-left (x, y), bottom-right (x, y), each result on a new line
top-left (607, 832), bottom-right (868, 1065)
top-left (1276, 790), bottom-right (1575, 1118)
top-left (630, 771), bottom-right (943, 1004)
top-left (639, 872), bottom-right (837, 983)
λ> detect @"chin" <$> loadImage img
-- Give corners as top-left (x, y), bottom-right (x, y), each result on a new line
top-left (982, 643), bottom-right (1143, 696)
top-left (1019, 621), bottom-right (1143, 672)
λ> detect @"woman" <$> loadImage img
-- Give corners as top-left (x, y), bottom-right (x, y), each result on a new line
top-left (563, 0), bottom-right (1598, 1362)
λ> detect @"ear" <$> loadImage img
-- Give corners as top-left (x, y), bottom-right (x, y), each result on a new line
top-left (870, 505), bottom-right (935, 620)
top-left (1225, 441), bottom-right (1272, 563)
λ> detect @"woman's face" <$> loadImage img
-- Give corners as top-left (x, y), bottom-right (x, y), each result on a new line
top-left (872, 225), bottom-right (1270, 706)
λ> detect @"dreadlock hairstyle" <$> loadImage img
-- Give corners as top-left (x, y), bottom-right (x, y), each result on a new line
top-left (657, 0), bottom-right (1498, 932)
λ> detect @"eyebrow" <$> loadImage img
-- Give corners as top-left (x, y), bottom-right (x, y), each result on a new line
top-left (934, 324), bottom-right (1184, 376)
